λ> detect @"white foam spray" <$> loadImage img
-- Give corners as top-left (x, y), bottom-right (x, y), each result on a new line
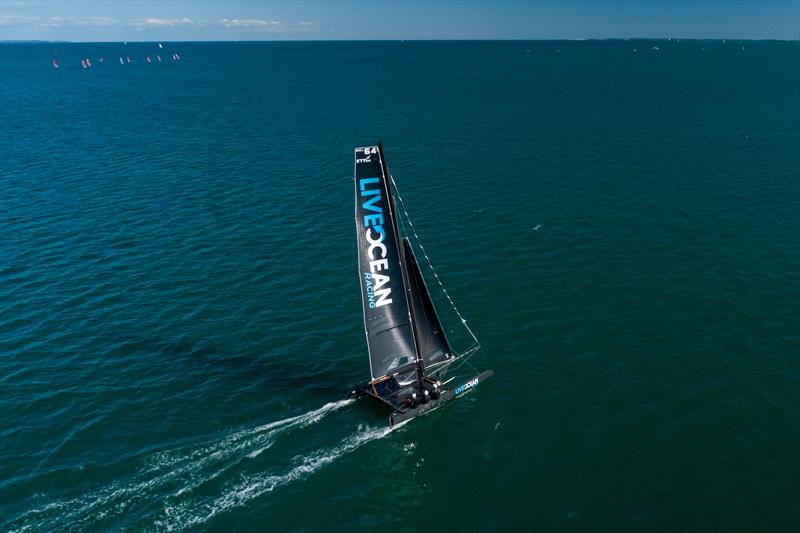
top-left (5, 399), bottom-right (355, 533)
top-left (153, 423), bottom-right (397, 531)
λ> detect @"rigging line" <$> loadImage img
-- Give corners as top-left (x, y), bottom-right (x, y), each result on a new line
top-left (388, 173), bottom-right (481, 349)
top-left (442, 352), bottom-right (477, 376)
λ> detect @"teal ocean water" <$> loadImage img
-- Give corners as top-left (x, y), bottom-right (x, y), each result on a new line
top-left (1, 40), bottom-right (799, 531)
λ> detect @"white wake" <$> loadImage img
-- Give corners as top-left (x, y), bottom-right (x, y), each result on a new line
top-left (153, 422), bottom-right (398, 531)
top-left (5, 399), bottom-right (358, 533)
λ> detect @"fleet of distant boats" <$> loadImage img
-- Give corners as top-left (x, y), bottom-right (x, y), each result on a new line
top-left (51, 43), bottom-right (180, 69)
top-left (50, 39), bottom-right (748, 70)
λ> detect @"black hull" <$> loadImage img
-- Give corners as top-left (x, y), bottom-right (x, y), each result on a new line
top-left (351, 370), bottom-right (494, 427)
top-left (389, 388), bottom-right (454, 426)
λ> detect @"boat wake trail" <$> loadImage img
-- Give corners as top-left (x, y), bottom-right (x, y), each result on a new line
top-left (154, 423), bottom-right (396, 531)
top-left (5, 399), bottom-right (362, 533)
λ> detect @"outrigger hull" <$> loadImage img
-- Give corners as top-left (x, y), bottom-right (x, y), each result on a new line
top-left (351, 370), bottom-right (494, 427)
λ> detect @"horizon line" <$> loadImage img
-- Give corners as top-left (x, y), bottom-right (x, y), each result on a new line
top-left (3, 37), bottom-right (799, 43)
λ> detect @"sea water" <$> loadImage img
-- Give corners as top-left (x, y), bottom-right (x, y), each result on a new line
top-left (1, 40), bottom-right (798, 531)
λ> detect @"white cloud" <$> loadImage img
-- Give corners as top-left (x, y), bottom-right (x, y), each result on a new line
top-left (0, 15), bottom-right (37, 26)
top-left (0, 14), bottom-right (117, 27)
top-left (74, 16), bottom-right (117, 27)
top-left (297, 21), bottom-right (319, 32)
top-left (42, 16), bottom-right (118, 28)
top-left (220, 18), bottom-right (281, 29)
top-left (129, 17), bottom-right (197, 29)
top-left (0, 12), bottom-right (307, 34)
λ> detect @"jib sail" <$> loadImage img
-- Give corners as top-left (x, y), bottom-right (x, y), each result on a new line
top-left (354, 146), bottom-right (417, 381)
top-left (402, 238), bottom-right (453, 369)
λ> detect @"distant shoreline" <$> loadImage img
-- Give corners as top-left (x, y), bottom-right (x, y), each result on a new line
top-left (2, 38), bottom-right (798, 44)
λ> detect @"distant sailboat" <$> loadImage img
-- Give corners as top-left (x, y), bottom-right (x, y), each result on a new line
top-left (86, 58), bottom-right (92, 67)
top-left (119, 57), bottom-right (124, 64)
top-left (156, 54), bottom-right (162, 62)
top-left (99, 56), bottom-right (104, 62)
top-left (52, 59), bottom-right (59, 69)
top-left (126, 55), bottom-right (132, 63)
top-left (348, 144), bottom-right (492, 426)
top-left (158, 42), bottom-right (163, 49)
top-left (146, 56), bottom-right (152, 63)
top-left (81, 59), bottom-right (88, 69)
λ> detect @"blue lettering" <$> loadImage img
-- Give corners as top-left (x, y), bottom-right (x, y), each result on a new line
top-left (454, 378), bottom-right (480, 395)
top-left (364, 213), bottom-right (384, 228)
top-left (359, 177), bottom-right (391, 308)
top-left (364, 272), bottom-right (375, 309)
top-left (359, 177), bottom-right (380, 191)
top-left (362, 192), bottom-right (382, 213)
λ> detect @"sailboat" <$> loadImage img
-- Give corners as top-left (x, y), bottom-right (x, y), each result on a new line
top-left (349, 144), bottom-right (492, 426)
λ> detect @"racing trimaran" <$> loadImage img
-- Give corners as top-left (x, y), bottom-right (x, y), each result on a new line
top-left (349, 143), bottom-right (492, 426)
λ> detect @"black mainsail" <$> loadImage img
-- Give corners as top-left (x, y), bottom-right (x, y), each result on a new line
top-left (354, 145), bottom-right (419, 381)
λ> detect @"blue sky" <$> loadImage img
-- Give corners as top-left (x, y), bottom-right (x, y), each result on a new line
top-left (1, 0), bottom-right (798, 41)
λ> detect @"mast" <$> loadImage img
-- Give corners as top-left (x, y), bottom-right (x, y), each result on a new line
top-left (377, 142), bottom-right (426, 397)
